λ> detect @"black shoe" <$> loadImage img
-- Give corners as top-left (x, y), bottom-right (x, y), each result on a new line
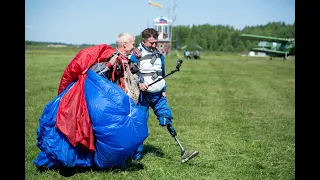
top-left (120, 162), bottom-right (127, 169)
top-left (119, 157), bottom-right (135, 169)
top-left (181, 150), bottom-right (199, 163)
top-left (119, 158), bottom-right (129, 169)
top-left (126, 159), bottom-right (144, 169)
top-left (132, 159), bottom-right (141, 164)
top-left (125, 158), bottom-right (141, 166)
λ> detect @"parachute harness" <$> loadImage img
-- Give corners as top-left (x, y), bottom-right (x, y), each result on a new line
top-left (97, 51), bottom-right (139, 104)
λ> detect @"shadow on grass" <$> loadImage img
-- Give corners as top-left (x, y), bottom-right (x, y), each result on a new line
top-left (36, 144), bottom-right (164, 177)
top-left (140, 144), bottom-right (165, 158)
top-left (36, 162), bottom-right (144, 177)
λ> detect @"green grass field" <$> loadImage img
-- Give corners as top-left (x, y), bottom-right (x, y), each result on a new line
top-left (25, 46), bottom-right (295, 180)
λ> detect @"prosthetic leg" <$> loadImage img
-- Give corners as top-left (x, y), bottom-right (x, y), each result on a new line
top-left (166, 124), bottom-right (199, 163)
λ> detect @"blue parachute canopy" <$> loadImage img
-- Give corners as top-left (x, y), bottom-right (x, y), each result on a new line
top-left (33, 70), bottom-right (148, 169)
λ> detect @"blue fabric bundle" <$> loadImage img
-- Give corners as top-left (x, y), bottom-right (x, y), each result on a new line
top-left (33, 70), bottom-right (148, 169)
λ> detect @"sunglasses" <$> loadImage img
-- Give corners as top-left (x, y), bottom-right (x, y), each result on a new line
top-left (144, 39), bottom-right (157, 45)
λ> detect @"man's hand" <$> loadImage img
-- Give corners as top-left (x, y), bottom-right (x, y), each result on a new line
top-left (139, 83), bottom-right (149, 91)
top-left (162, 92), bottom-right (167, 98)
top-left (109, 55), bottom-right (118, 66)
top-left (155, 47), bottom-right (163, 54)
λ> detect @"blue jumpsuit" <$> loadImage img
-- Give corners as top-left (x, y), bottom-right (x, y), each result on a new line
top-left (130, 42), bottom-right (173, 160)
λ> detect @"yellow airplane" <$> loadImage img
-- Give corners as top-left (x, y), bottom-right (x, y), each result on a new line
top-left (149, 0), bottom-right (163, 8)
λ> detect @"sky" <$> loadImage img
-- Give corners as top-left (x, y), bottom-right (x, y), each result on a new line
top-left (25, 0), bottom-right (295, 45)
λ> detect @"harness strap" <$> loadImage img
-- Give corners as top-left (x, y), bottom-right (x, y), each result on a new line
top-left (139, 53), bottom-right (160, 65)
top-left (132, 48), bottom-right (142, 59)
top-left (140, 54), bottom-right (153, 61)
top-left (140, 71), bottom-right (162, 76)
top-left (140, 71), bottom-right (162, 80)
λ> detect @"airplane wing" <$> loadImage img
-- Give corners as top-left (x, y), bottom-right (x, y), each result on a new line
top-left (251, 48), bottom-right (287, 55)
top-left (240, 34), bottom-right (293, 44)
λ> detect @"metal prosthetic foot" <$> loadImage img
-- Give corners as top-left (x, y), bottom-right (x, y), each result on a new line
top-left (181, 149), bottom-right (199, 163)
top-left (167, 124), bottom-right (199, 163)
top-left (175, 136), bottom-right (199, 163)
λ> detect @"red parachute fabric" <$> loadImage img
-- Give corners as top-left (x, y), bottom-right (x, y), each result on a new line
top-left (58, 44), bottom-right (116, 94)
top-left (56, 44), bottom-right (116, 152)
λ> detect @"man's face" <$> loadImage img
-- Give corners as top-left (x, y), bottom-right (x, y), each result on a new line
top-left (143, 37), bottom-right (158, 51)
top-left (124, 38), bottom-right (135, 56)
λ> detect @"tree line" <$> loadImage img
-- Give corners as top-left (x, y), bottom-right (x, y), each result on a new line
top-left (134, 21), bottom-right (294, 53)
top-left (26, 21), bottom-right (294, 53)
top-left (173, 21), bottom-right (293, 52)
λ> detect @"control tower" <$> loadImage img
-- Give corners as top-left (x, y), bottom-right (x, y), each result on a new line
top-left (153, 16), bottom-right (172, 56)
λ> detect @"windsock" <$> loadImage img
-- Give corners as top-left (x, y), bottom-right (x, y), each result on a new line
top-left (149, 0), bottom-right (163, 8)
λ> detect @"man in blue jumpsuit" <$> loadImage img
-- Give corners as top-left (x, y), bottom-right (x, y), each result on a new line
top-left (129, 28), bottom-right (173, 161)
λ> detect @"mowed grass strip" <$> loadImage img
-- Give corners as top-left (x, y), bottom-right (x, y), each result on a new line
top-left (25, 47), bottom-right (295, 180)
